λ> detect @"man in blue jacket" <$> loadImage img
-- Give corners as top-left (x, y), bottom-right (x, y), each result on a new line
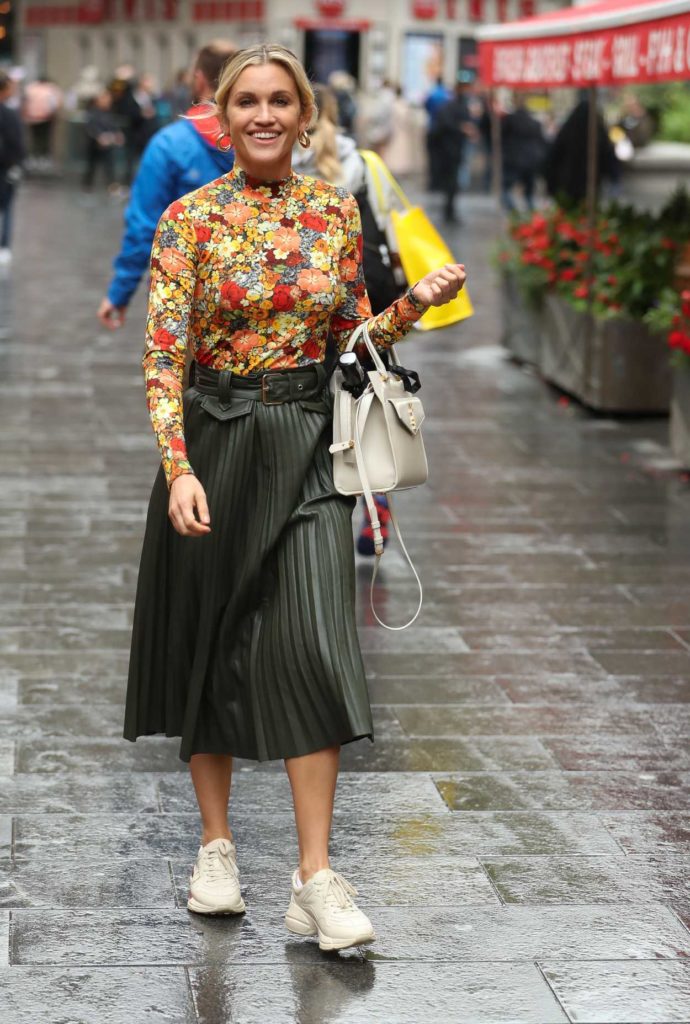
top-left (97, 41), bottom-right (236, 330)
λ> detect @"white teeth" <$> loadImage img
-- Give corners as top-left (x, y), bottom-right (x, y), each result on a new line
top-left (252, 133), bottom-right (278, 139)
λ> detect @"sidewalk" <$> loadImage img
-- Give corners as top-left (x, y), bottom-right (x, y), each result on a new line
top-left (0, 180), bottom-right (688, 1023)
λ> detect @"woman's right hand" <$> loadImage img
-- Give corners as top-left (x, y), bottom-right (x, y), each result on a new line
top-left (168, 475), bottom-right (211, 537)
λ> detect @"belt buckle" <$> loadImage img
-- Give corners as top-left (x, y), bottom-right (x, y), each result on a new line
top-left (261, 373), bottom-right (284, 405)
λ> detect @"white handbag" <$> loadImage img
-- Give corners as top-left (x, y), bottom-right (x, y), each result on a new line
top-left (329, 321), bottom-right (428, 630)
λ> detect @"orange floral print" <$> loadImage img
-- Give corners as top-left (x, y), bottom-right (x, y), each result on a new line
top-left (143, 166), bottom-right (426, 485)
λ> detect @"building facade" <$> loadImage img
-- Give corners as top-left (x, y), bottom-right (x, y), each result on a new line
top-left (15, 0), bottom-right (565, 95)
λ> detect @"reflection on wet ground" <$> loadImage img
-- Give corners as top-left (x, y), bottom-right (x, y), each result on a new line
top-left (0, 182), bottom-right (689, 1022)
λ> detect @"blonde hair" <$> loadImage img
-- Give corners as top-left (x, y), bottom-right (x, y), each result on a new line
top-left (310, 84), bottom-right (342, 184)
top-left (215, 44), bottom-right (315, 130)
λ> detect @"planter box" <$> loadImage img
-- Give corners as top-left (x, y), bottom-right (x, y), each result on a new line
top-left (540, 294), bottom-right (671, 413)
top-left (670, 368), bottom-right (690, 467)
top-left (500, 271), bottom-right (543, 367)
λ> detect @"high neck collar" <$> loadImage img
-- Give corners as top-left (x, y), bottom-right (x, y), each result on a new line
top-left (230, 164), bottom-right (294, 195)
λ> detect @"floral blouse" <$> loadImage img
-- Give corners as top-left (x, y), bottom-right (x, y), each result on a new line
top-left (143, 165), bottom-right (426, 484)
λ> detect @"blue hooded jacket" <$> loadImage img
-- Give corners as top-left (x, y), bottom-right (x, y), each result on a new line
top-left (107, 116), bottom-right (234, 308)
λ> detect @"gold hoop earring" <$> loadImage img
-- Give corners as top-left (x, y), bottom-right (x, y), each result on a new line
top-left (217, 134), bottom-right (233, 152)
top-left (298, 131), bottom-right (311, 149)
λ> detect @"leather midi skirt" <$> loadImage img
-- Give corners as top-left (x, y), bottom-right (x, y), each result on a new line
top-left (123, 363), bottom-right (373, 762)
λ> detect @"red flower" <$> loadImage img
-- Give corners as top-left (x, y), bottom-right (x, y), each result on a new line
top-left (669, 330), bottom-right (688, 349)
top-left (220, 282), bottom-right (247, 307)
top-left (299, 211), bottom-right (328, 232)
top-left (303, 337), bottom-right (321, 360)
top-left (195, 224), bottom-right (212, 243)
top-left (574, 284), bottom-right (589, 299)
top-left (273, 285), bottom-right (296, 311)
top-left (661, 238), bottom-right (676, 250)
top-left (167, 200), bottom-right (185, 219)
top-left (153, 328), bottom-right (178, 348)
top-left (607, 275), bottom-right (618, 286)
top-left (559, 268), bottom-right (578, 281)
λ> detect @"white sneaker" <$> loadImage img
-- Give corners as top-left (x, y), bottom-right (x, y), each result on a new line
top-left (0, 249), bottom-right (12, 265)
top-left (187, 837), bottom-right (246, 915)
top-left (285, 868), bottom-right (376, 951)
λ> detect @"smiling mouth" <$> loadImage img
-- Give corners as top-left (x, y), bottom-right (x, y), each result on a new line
top-left (249, 132), bottom-right (280, 141)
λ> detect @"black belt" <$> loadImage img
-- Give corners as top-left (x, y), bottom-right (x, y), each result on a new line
top-left (191, 360), bottom-right (327, 406)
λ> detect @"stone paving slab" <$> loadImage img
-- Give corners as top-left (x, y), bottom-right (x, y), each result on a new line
top-left (0, 966), bottom-right (197, 1024)
top-left (188, 962), bottom-right (570, 1024)
top-left (0, 860), bottom-right (177, 910)
top-left (539, 961), bottom-right (690, 1023)
top-left (482, 854), bottom-right (690, 905)
top-left (10, 905), bottom-right (690, 966)
top-left (436, 769), bottom-right (690, 812)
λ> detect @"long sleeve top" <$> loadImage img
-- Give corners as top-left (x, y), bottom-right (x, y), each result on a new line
top-left (143, 165), bottom-right (426, 485)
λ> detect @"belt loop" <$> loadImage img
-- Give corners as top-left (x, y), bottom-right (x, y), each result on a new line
top-left (218, 369), bottom-right (233, 408)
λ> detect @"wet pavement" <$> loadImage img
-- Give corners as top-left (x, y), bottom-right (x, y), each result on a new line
top-left (0, 178), bottom-right (689, 1023)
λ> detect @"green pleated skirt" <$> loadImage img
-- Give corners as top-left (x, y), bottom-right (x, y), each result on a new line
top-left (123, 373), bottom-right (373, 762)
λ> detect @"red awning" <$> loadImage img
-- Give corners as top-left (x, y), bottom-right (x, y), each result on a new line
top-left (478, 0), bottom-right (690, 88)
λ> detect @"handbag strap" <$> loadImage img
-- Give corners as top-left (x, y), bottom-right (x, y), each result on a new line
top-left (359, 149), bottom-right (412, 213)
top-left (370, 495), bottom-right (423, 631)
top-left (353, 380), bottom-right (423, 631)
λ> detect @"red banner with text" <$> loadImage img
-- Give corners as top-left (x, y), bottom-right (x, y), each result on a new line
top-left (480, 9), bottom-right (690, 87)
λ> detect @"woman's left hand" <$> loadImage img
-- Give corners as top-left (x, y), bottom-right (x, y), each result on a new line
top-left (412, 263), bottom-right (467, 309)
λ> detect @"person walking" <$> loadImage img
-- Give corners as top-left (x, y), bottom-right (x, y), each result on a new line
top-left (123, 43), bottom-right (466, 952)
top-left (97, 41), bottom-right (236, 330)
top-left (293, 83), bottom-right (407, 555)
top-left (543, 96), bottom-right (618, 207)
top-left (0, 71), bottom-right (26, 264)
top-left (22, 76), bottom-right (62, 171)
top-left (434, 79), bottom-right (474, 224)
top-left (500, 98), bottom-right (546, 213)
top-left (423, 76), bottom-right (450, 191)
top-left (82, 90), bottom-right (123, 193)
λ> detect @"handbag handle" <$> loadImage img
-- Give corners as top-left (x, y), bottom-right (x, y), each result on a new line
top-left (359, 149), bottom-right (412, 213)
top-left (345, 320), bottom-right (389, 376)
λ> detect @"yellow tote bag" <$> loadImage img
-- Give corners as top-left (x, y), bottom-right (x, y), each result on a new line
top-left (360, 150), bottom-right (473, 331)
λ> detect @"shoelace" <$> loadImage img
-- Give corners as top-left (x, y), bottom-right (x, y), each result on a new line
top-left (320, 871), bottom-right (358, 911)
top-left (199, 846), bottom-right (238, 883)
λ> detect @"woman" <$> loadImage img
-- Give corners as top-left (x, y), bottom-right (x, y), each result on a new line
top-left (293, 84), bottom-right (404, 554)
top-left (124, 44), bottom-right (466, 952)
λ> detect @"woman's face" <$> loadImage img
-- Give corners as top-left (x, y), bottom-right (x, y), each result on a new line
top-left (224, 62), bottom-right (309, 180)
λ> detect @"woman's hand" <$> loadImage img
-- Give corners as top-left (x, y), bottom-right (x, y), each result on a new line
top-left (168, 475), bottom-right (211, 537)
top-left (411, 263), bottom-right (467, 309)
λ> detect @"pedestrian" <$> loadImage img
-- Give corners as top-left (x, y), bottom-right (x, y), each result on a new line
top-left (423, 76), bottom-right (450, 190)
top-left (500, 98), bottom-right (547, 214)
top-left (0, 70), bottom-right (26, 265)
top-left (543, 96), bottom-right (618, 207)
top-left (82, 89), bottom-right (123, 193)
top-left (434, 79), bottom-right (474, 224)
top-left (97, 40), bottom-right (236, 330)
top-left (380, 84), bottom-right (413, 178)
top-left (292, 83), bottom-right (407, 555)
top-left (123, 43), bottom-right (466, 951)
top-left (21, 75), bottom-right (62, 171)
top-left (327, 70), bottom-right (357, 136)
top-left (360, 78), bottom-right (395, 155)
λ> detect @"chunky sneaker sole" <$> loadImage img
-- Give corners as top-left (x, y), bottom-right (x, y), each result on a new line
top-left (285, 896), bottom-right (375, 951)
top-left (187, 893), bottom-right (246, 915)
